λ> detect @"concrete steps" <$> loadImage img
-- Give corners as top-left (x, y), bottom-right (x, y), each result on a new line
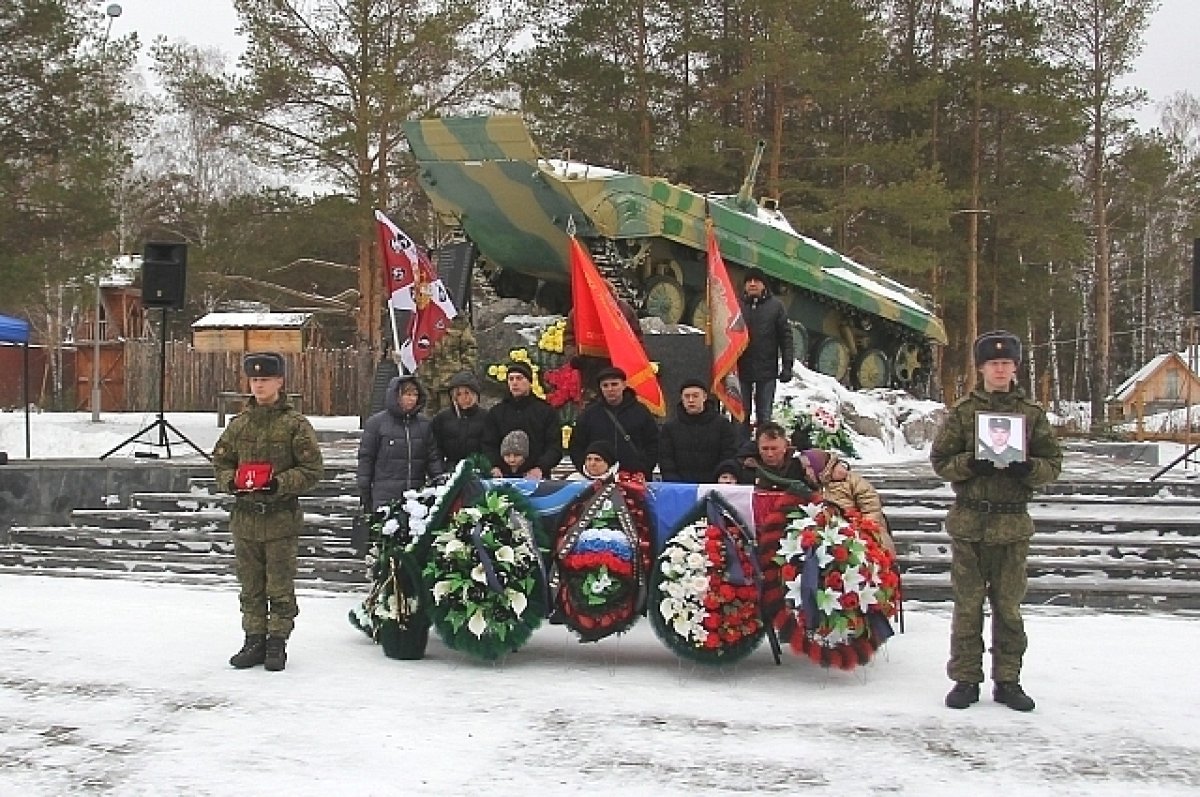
top-left (4, 461), bottom-right (1200, 610)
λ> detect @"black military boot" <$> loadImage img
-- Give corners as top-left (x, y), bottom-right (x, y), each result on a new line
top-left (229, 634), bottom-right (266, 669)
top-left (944, 681), bottom-right (980, 709)
top-left (264, 636), bottom-right (288, 672)
top-left (993, 681), bottom-right (1035, 712)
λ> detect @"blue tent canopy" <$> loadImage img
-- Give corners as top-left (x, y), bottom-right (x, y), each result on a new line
top-left (0, 313), bottom-right (31, 459)
top-left (0, 313), bottom-right (30, 344)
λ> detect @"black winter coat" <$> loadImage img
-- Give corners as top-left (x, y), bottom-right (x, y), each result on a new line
top-left (357, 376), bottom-right (445, 510)
top-left (431, 403), bottom-right (489, 467)
top-left (568, 388), bottom-right (660, 479)
top-left (482, 393), bottom-right (563, 475)
top-left (658, 399), bottom-right (738, 482)
top-left (738, 290), bottom-right (794, 381)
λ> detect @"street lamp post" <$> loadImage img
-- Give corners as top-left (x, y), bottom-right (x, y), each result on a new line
top-left (92, 3), bottom-right (122, 422)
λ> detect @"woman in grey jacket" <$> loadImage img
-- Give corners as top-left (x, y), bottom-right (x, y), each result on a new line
top-left (357, 375), bottom-right (444, 511)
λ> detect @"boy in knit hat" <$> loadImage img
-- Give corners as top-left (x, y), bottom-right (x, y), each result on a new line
top-left (803, 448), bottom-right (893, 553)
top-left (581, 439), bottom-right (617, 479)
top-left (498, 430), bottom-right (532, 477)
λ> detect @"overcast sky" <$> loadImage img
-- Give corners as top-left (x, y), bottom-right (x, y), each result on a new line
top-left (117, 0), bottom-right (1195, 131)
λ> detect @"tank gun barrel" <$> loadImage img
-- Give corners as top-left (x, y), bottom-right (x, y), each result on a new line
top-left (735, 140), bottom-right (767, 213)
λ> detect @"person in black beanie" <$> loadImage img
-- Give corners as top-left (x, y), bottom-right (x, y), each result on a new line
top-left (482, 361), bottom-right (563, 479)
top-left (738, 267), bottom-right (795, 436)
top-left (659, 378), bottom-right (738, 483)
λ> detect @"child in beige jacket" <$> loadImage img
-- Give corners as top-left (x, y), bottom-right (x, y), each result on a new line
top-left (802, 449), bottom-right (895, 553)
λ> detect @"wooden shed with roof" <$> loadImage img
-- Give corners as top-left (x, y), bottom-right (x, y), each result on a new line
top-left (1107, 350), bottom-right (1200, 421)
top-left (191, 312), bottom-right (318, 353)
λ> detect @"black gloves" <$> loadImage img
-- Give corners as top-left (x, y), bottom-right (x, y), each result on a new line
top-left (967, 458), bottom-right (996, 476)
top-left (779, 369), bottom-right (793, 382)
top-left (1005, 460), bottom-right (1033, 478)
top-left (261, 478), bottom-right (279, 494)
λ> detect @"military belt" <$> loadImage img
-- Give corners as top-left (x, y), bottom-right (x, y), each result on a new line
top-left (236, 498), bottom-right (296, 515)
top-left (956, 498), bottom-right (1027, 514)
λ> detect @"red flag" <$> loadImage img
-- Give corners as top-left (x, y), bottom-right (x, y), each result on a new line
top-left (569, 237), bottom-right (666, 416)
top-left (374, 209), bottom-right (458, 371)
top-left (375, 209), bottom-right (420, 311)
top-left (706, 220), bottom-right (749, 421)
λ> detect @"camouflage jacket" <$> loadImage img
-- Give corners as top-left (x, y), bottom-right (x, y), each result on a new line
top-left (423, 317), bottom-right (478, 392)
top-left (930, 385), bottom-right (1062, 544)
top-left (212, 398), bottom-right (324, 542)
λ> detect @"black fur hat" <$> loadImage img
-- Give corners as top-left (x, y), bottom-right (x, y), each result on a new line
top-left (973, 330), bottom-right (1021, 366)
top-left (243, 352), bottom-right (285, 377)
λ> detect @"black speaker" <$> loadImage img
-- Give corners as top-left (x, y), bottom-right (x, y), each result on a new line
top-left (142, 242), bottom-right (188, 309)
top-left (1193, 238), bottom-right (1200, 313)
top-left (434, 241), bottom-right (476, 313)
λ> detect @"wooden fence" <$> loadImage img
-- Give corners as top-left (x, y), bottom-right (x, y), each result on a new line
top-left (123, 341), bottom-right (377, 417)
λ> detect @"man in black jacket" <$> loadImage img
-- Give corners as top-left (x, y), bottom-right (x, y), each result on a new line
top-left (568, 366), bottom-right (659, 480)
top-left (431, 370), bottom-right (489, 468)
top-left (738, 267), bottom-right (795, 436)
top-left (659, 379), bottom-right (738, 483)
top-left (481, 361), bottom-right (563, 479)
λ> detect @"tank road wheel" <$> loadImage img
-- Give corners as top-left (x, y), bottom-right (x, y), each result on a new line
top-left (789, 323), bottom-right (810, 369)
top-left (893, 342), bottom-right (924, 387)
top-left (642, 274), bottom-right (687, 325)
top-left (813, 337), bottom-right (851, 383)
top-left (689, 297), bottom-right (710, 331)
top-left (853, 348), bottom-right (891, 390)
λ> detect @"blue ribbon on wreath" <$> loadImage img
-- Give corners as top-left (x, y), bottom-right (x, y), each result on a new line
top-left (469, 518), bottom-right (505, 594)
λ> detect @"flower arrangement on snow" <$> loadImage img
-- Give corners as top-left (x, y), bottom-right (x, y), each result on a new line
top-left (772, 502), bottom-right (898, 669)
top-left (777, 397), bottom-right (858, 457)
top-left (551, 475), bottom-right (652, 642)
top-left (349, 465), bottom-right (463, 660)
top-left (424, 477), bottom-right (547, 660)
top-left (649, 494), bottom-right (767, 665)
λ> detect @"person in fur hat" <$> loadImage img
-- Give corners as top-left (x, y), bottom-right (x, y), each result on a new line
top-left (802, 448), bottom-right (893, 553)
top-left (930, 329), bottom-right (1062, 713)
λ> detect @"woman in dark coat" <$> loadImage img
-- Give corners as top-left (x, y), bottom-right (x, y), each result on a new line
top-left (431, 370), bottom-right (489, 467)
top-left (357, 374), bottom-right (444, 511)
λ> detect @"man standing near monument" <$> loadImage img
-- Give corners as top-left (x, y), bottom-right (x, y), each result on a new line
top-left (568, 366), bottom-right (659, 481)
top-left (930, 330), bottom-right (1061, 712)
top-left (213, 353), bottom-right (324, 672)
top-left (738, 268), bottom-right (794, 435)
top-left (482, 361), bottom-right (563, 479)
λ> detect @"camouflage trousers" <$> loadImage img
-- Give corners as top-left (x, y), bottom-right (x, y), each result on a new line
top-left (233, 535), bottom-right (299, 639)
top-left (947, 538), bottom-right (1029, 684)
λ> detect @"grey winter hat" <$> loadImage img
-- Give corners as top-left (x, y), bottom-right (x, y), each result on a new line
top-left (973, 330), bottom-right (1021, 366)
top-left (446, 370), bottom-right (481, 395)
top-left (500, 430), bottom-right (530, 458)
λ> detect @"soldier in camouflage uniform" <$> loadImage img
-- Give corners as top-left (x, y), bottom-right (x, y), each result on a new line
top-left (212, 353), bottom-right (324, 672)
top-left (421, 315), bottom-right (478, 416)
top-left (930, 331), bottom-right (1062, 712)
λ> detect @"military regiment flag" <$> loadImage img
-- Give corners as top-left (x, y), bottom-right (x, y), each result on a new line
top-left (374, 210), bottom-right (458, 372)
top-left (568, 236), bottom-right (666, 416)
top-left (705, 220), bottom-right (749, 421)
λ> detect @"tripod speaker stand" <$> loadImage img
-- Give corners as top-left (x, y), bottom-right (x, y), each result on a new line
top-left (100, 306), bottom-right (209, 461)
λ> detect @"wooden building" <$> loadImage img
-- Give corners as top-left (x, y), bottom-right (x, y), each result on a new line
top-left (191, 312), bottom-right (318, 353)
top-left (1108, 351), bottom-right (1200, 421)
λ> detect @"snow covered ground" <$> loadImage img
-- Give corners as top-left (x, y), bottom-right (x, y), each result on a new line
top-left (0, 575), bottom-right (1195, 796)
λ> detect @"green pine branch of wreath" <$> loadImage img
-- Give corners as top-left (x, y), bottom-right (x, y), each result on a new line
top-left (776, 397), bottom-right (858, 458)
top-left (648, 492), bottom-right (767, 666)
top-left (423, 481), bottom-right (548, 661)
top-left (348, 460), bottom-right (477, 659)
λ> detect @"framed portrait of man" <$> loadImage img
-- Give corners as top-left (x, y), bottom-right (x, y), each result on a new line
top-left (975, 412), bottom-right (1026, 466)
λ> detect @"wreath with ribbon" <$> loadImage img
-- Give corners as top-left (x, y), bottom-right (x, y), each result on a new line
top-left (649, 493), bottom-right (769, 665)
top-left (424, 476), bottom-right (547, 661)
top-left (772, 502), bottom-right (899, 669)
top-left (550, 474), bottom-right (652, 642)
top-left (348, 463), bottom-right (471, 660)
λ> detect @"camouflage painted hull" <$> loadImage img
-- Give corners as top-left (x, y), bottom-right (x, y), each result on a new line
top-left (404, 115), bottom-right (946, 391)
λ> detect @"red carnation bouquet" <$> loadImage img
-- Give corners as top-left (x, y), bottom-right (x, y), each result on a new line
top-left (773, 502), bottom-right (898, 669)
